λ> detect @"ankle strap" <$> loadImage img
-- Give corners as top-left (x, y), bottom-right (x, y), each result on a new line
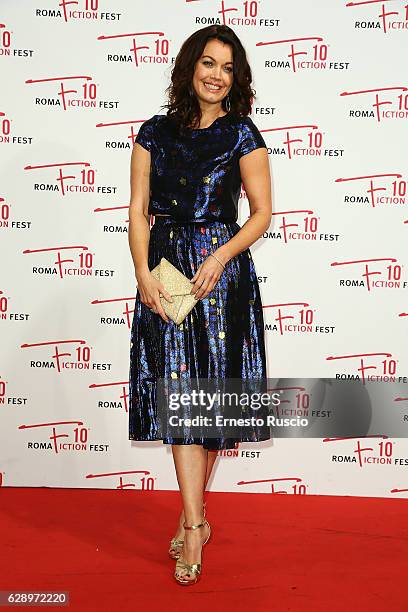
top-left (183, 519), bottom-right (207, 530)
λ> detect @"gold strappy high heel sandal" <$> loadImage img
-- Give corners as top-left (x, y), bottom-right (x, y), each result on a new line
top-left (168, 502), bottom-right (206, 560)
top-left (174, 519), bottom-right (211, 586)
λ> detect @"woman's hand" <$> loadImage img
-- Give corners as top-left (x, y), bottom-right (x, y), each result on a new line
top-left (136, 271), bottom-right (174, 323)
top-left (190, 251), bottom-right (228, 300)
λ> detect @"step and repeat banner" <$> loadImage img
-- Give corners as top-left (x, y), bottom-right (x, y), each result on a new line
top-left (1, 0), bottom-right (408, 497)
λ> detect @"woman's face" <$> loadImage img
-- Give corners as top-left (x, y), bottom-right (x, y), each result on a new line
top-left (192, 38), bottom-right (234, 109)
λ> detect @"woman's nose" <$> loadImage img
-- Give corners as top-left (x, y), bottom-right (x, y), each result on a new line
top-left (211, 66), bottom-right (222, 80)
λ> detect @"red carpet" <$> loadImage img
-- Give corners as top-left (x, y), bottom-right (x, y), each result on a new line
top-left (0, 488), bottom-right (407, 611)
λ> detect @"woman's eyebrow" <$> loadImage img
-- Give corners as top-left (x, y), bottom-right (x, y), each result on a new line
top-left (201, 55), bottom-right (233, 65)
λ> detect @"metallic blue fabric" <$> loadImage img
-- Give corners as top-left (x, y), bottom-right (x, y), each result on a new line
top-left (129, 113), bottom-right (271, 450)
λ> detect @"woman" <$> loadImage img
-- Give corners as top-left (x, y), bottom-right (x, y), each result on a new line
top-left (128, 24), bottom-right (272, 585)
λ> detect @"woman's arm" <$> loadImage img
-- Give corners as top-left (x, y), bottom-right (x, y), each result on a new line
top-left (189, 147), bottom-right (272, 299)
top-left (128, 142), bottom-right (173, 321)
top-left (128, 142), bottom-right (152, 279)
top-left (214, 147), bottom-right (272, 265)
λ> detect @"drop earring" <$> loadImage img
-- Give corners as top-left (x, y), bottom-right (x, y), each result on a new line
top-left (225, 94), bottom-right (231, 112)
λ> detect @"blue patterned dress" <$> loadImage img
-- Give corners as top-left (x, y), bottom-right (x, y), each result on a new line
top-left (129, 112), bottom-right (271, 450)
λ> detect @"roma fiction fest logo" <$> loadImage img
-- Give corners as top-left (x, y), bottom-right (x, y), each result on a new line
top-left (265, 210), bottom-right (340, 245)
top-left (92, 296), bottom-right (136, 329)
top-left (263, 302), bottom-right (335, 336)
top-left (345, 0), bottom-right (408, 33)
top-left (94, 199), bottom-right (131, 233)
top-left (0, 289), bottom-right (30, 323)
top-left (341, 87), bottom-right (408, 123)
top-left (26, 75), bottom-right (119, 111)
top-left (0, 110), bottom-right (33, 145)
top-left (0, 374), bottom-right (28, 409)
top-left (35, 0), bottom-right (122, 24)
top-left (336, 172), bottom-right (408, 208)
top-left (86, 470), bottom-right (156, 491)
top-left (23, 245), bottom-right (114, 279)
top-left (17, 419), bottom-right (110, 454)
top-left (24, 160), bottom-right (117, 195)
top-left (237, 476), bottom-right (308, 494)
top-left (0, 196), bottom-right (32, 232)
top-left (217, 441), bottom-right (262, 459)
top-left (325, 435), bottom-right (408, 469)
top-left (391, 484), bottom-right (408, 496)
top-left (0, 22), bottom-right (34, 58)
top-left (261, 124), bottom-right (344, 160)
top-left (270, 384), bottom-right (314, 421)
top-left (186, 0), bottom-right (280, 29)
top-left (331, 257), bottom-right (406, 291)
top-left (326, 351), bottom-right (401, 383)
top-left (97, 29), bottom-right (170, 67)
top-left (97, 119), bottom-right (154, 150)
top-left (90, 379), bottom-right (130, 413)
top-left (20, 339), bottom-right (112, 373)
top-left (256, 36), bottom-right (350, 73)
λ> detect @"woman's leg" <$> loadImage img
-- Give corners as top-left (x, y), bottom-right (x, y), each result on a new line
top-left (205, 450), bottom-right (218, 487)
top-left (171, 445), bottom-right (212, 568)
top-left (172, 449), bottom-right (218, 540)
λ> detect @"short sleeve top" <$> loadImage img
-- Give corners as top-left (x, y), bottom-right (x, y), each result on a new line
top-left (134, 113), bottom-right (267, 223)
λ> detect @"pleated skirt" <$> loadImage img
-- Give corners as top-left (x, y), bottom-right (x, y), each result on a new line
top-left (128, 216), bottom-right (271, 450)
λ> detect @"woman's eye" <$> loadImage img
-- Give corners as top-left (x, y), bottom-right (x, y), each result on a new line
top-left (203, 60), bottom-right (233, 73)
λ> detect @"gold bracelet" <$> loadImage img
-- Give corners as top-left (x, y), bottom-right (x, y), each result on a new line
top-left (210, 253), bottom-right (225, 269)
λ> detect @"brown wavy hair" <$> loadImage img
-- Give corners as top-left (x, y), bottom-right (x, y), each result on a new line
top-left (161, 25), bottom-right (257, 136)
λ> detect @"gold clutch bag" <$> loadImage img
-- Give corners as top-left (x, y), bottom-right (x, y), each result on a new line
top-left (150, 257), bottom-right (198, 324)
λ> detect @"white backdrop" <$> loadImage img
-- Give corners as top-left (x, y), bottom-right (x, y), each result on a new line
top-left (1, 0), bottom-right (408, 497)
